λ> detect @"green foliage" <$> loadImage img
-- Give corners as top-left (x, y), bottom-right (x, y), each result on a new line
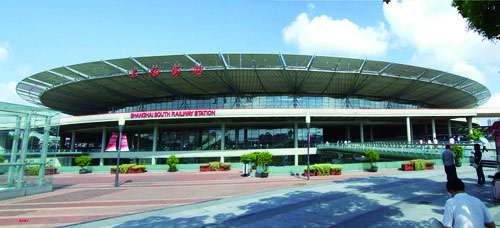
top-left (166, 155), bottom-right (179, 169)
top-left (0, 155), bottom-right (5, 163)
top-left (240, 152), bottom-right (258, 165)
top-left (221, 163), bottom-right (231, 169)
top-left (452, 0), bottom-right (499, 41)
top-left (450, 145), bottom-right (464, 161)
top-left (131, 165), bottom-right (147, 170)
top-left (257, 151), bottom-right (273, 166)
top-left (330, 164), bottom-right (343, 171)
top-left (425, 161), bottom-right (435, 166)
top-left (365, 150), bottom-right (380, 166)
top-left (75, 155), bottom-right (91, 168)
top-left (119, 164), bottom-right (136, 173)
top-left (209, 162), bottom-right (221, 170)
top-left (28, 166), bottom-right (40, 175)
top-left (306, 164), bottom-right (343, 176)
top-left (466, 129), bottom-right (484, 141)
top-left (414, 160), bottom-right (426, 171)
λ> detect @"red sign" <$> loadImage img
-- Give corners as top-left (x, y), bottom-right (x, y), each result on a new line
top-left (129, 68), bottom-right (138, 78)
top-left (149, 66), bottom-right (159, 78)
top-left (105, 133), bottom-right (130, 151)
top-left (193, 65), bottom-right (203, 75)
top-left (172, 65), bottom-right (180, 76)
top-left (130, 110), bottom-right (216, 119)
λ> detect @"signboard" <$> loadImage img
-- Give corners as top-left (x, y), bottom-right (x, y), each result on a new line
top-left (105, 133), bottom-right (130, 151)
top-left (130, 110), bottom-right (216, 119)
top-left (129, 64), bottom-right (203, 78)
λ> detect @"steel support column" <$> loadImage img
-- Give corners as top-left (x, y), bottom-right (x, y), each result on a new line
top-left (360, 122), bottom-right (364, 143)
top-left (38, 117), bottom-right (51, 186)
top-left (432, 119), bottom-right (437, 141)
top-left (70, 131), bottom-right (76, 152)
top-left (16, 113), bottom-right (31, 189)
top-left (448, 120), bottom-right (452, 139)
top-left (100, 128), bottom-right (106, 166)
top-left (406, 117), bottom-right (412, 144)
top-left (294, 122), bottom-right (298, 148)
top-left (7, 116), bottom-right (21, 186)
top-left (153, 125), bottom-right (158, 153)
top-left (467, 117), bottom-right (473, 135)
top-left (221, 123), bottom-right (225, 151)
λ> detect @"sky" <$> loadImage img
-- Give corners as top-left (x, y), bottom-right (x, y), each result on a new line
top-left (0, 0), bottom-right (499, 110)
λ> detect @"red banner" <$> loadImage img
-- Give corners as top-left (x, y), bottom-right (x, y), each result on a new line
top-left (105, 133), bottom-right (130, 152)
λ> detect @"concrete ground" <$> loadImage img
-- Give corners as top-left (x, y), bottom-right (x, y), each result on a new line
top-left (0, 167), bottom-right (498, 227)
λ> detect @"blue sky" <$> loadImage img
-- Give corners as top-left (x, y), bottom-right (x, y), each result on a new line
top-left (0, 0), bottom-right (499, 108)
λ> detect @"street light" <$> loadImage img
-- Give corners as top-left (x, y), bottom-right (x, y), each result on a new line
top-left (306, 113), bottom-right (311, 180)
top-left (114, 115), bottom-right (125, 187)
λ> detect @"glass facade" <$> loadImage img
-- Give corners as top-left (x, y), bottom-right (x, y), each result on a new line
top-left (108, 95), bottom-right (428, 113)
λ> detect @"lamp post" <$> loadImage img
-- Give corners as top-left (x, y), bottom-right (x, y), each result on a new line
top-left (306, 113), bottom-right (310, 180)
top-left (114, 115), bottom-right (125, 187)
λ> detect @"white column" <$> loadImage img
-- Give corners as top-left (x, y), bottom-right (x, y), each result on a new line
top-left (152, 157), bottom-right (156, 165)
top-left (406, 117), bottom-right (412, 143)
top-left (360, 122), bottom-right (364, 143)
top-left (100, 128), bottom-right (106, 166)
top-left (294, 122), bottom-right (298, 148)
top-left (294, 153), bottom-right (298, 166)
top-left (70, 131), bottom-right (76, 152)
top-left (221, 123), bottom-right (225, 150)
top-left (467, 117), bottom-right (473, 135)
top-left (153, 125), bottom-right (158, 152)
top-left (220, 156), bottom-right (224, 163)
top-left (448, 120), bottom-right (452, 138)
top-left (431, 119), bottom-right (436, 140)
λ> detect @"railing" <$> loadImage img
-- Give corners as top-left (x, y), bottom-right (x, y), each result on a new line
top-left (317, 142), bottom-right (474, 159)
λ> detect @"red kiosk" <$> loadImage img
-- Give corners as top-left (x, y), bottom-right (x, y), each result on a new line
top-left (487, 121), bottom-right (500, 172)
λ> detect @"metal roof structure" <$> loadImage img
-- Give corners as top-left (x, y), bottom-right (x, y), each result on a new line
top-left (16, 54), bottom-right (491, 115)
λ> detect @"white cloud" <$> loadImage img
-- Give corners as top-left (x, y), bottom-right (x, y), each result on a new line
top-left (0, 42), bottom-right (8, 64)
top-left (383, 0), bottom-right (500, 84)
top-left (307, 3), bottom-right (315, 11)
top-left (0, 81), bottom-right (33, 106)
top-left (283, 13), bottom-right (389, 57)
top-left (481, 93), bottom-right (500, 108)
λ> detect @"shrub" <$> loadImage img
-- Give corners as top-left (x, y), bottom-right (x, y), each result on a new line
top-left (240, 153), bottom-right (257, 165)
top-left (119, 164), bottom-right (136, 173)
top-left (365, 150), bottom-right (379, 167)
top-left (75, 155), bottom-right (91, 168)
top-left (209, 162), bottom-right (221, 171)
top-left (450, 145), bottom-right (464, 161)
top-left (28, 166), bottom-right (40, 175)
top-left (425, 161), bottom-right (435, 166)
top-left (330, 165), bottom-right (343, 171)
top-left (131, 165), bottom-right (147, 170)
top-left (0, 155), bottom-right (5, 163)
top-left (414, 160), bottom-right (426, 171)
top-left (221, 163), bottom-right (231, 169)
top-left (257, 151), bottom-right (273, 166)
top-left (166, 155), bottom-right (179, 169)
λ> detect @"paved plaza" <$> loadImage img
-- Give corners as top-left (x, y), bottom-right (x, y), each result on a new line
top-left (0, 167), bottom-right (498, 227)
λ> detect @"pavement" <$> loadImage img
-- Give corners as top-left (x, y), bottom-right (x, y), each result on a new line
top-left (0, 167), bottom-right (498, 227)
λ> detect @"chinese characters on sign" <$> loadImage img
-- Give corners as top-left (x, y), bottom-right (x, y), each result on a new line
top-left (129, 65), bottom-right (203, 78)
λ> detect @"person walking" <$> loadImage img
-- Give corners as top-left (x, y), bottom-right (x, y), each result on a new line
top-left (473, 144), bottom-right (486, 185)
top-left (442, 144), bottom-right (457, 181)
top-left (429, 178), bottom-right (495, 228)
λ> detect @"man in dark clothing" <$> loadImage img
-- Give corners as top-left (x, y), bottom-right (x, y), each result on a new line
top-left (473, 144), bottom-right (486, 185)
top-left (442, 144), bottom-right (457, 181)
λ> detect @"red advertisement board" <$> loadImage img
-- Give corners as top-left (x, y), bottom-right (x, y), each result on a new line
top-left (105, 133), bottom-right (130, 152)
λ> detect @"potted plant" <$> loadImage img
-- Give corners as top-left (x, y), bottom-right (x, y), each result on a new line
top-left (166, 155), bottom-right (179, 172)
top-left (75, 155), bottom-right (92, 174)
top-left (256, 151), bottom-right (273, 177)
top-left (261, 170), bottom-right (269, 178)
top-left (450, 145), bottom-right (464, 167)
top-left (365, 150), bottom-right (379, 172)
top-left (241, 152), bottom-right (258, 170)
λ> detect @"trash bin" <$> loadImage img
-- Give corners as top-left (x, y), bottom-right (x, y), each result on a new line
top-left (242, 159), bottom-right (250, 176)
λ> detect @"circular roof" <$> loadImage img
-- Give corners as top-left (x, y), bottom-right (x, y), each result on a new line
top-left (17, 54), bottom-right (491, 115)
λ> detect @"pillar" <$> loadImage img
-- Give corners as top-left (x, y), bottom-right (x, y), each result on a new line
top-left (7, 116), bottom-right (21, 186)
top-left (70, 131), bottom-right (76, 152)
top-left (100, 128), bottom-right (106, 166)
top-left (220, 156), bottom-right (224, 163)
top-left (294, 122), bottom-right (298, 148)
top-left (448, 120), bottom-right (452, 138)
top-left (467, 117), bottom-right (473, 135)
top-left (16, 113), bottom-right (31, 189)
top-left (294, 153), bottom-right (298, 166)
top-left (221, 123), bottom-right (225, 150)
top-left (370, 125), bottom-right (374, 142)
top-left (346, 125), bottom-right (351, 141)
top-left (152, 157), bottom-right (156, 165)
top-left (431, 119), bottom-right (436, 140)
top-left (38, 117), bottom-right (51, 186)
top-left (406, 117), bottom-right (412, 144)
top-left (360, 122), bottom-right (364, 143)
top-left (152, 125), bottom-right (158, 152)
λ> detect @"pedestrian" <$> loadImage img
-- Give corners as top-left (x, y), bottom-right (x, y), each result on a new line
top-left (428, 178), bottom-right (495, 228)
top-left (473, 144), bottom-right (486, 185)
top-left (442, 144), bottom-right (457, 181)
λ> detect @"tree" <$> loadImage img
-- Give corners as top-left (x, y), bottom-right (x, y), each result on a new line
top-left (384, 0), bottom-right (500, 41)
top-left (75, 155), bottom-right (91, 169)
top-left (166, 155), bottom-right (179, 170)
top-left (452, 0), bottom-right (500, 41)
top-left (467, 129), bottom-right (484, 141)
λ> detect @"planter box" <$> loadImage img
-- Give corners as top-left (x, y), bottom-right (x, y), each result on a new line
top-left (199, 166), bottom-right (210, 172)
top-left (425, 165), bottom-right (434, 170)
top-left (401, 164), bottom-right (414, 171)
top-left (304, 171), bottom-right (317, 176)
top-left (24, 167), bottom-right (58, 176)
top-left (335, 170), bottom-right (342, 175)
top-left (130, 168), bottom-right (145, 173)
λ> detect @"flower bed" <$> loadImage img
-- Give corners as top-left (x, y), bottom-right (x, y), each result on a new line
top-left (304, 164), bottom-right (343, 176)
top-left (110, 164), bottom-right (147, 174)
top-left (199, 162), bottom-right (231, 172)
top-left (401, 160), bottom-right (434, 171)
